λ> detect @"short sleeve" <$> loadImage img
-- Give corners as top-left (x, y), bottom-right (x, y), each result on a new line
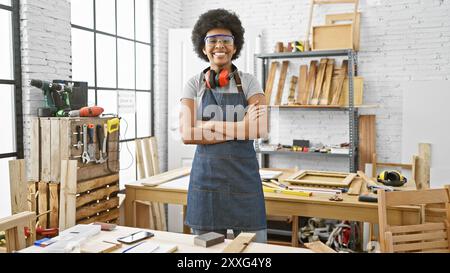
top-left (181, 75), bottom-right (199, 100)
top-left (244, 74), bottom-right (264, 100)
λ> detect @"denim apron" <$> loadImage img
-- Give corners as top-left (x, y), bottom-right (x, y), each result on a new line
top-left (185, 70), bottom-right (267, 231)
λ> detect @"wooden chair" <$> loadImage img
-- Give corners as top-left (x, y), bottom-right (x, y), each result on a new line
top-left (0, 212), bottom-right (36, 253)
top-left (133, 137), bottom-right (167, 231)
top-left (377, 188), bottom-right (450, 253)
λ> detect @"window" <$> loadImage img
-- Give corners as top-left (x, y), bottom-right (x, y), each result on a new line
top-left (0, 0), bottom-right (23, 218)
top-left (71, 0), bottom-right (153, 187)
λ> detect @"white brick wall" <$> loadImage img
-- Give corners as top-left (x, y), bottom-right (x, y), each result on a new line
top-left (20, 0), bottom-right (72, 177)
top-left (153, 0), bottom-right (182, 172)
top-left (176, 0), bottom-right (450, 171)
top-left (19, 0), bottom-right (450, 174)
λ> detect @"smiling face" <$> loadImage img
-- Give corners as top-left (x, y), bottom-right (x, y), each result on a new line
top-left (203, 28), bottom-right (237, 71)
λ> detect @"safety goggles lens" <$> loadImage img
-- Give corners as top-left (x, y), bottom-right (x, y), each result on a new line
top-left (204, 35), bottom-right (234, 46)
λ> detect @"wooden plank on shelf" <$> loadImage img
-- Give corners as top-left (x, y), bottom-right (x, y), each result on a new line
top-left (59, 160), bottom-right (78, 231)
top-left (319, 59), bottom-right (335, 105)
top-left (8, 160), bottom-right (28, 214)
top-left (222, 233), bottom-right (256, 253)
top-left (48, 183), bottom-right (59, 228)
top-left (312, 24), bottom-right (353, 51)
top-left (76, 197), bottom-right (119, 221)
top-left (307, 60), bottom-right (318, 105)
top-left (30, 117), bottom-right (40, 182)
top-left (287, 76), bottom-right (298, 105)
top-left (330, 60), bottom-right (348, 105)
top-left (274, 61), bottom-right (290, 106)
top-left (77, 174), bottom-right (120, 194)
top-left (76, 184), bottom-right (120, 208)
top-left (265, 62), bottom-right (279, 105)
top-left (416, 143), bottom-right (431, 190)
top-left (50, 119), bottom-right (60, 182)
top-left (358, 115), bottom-right (376, 172)
top-left (311, 58), bottom-right (328, 105)
top-left (38, 182), bottom-right (48, 228)
top-left (326, 12), bottom-right (361, 51)
top-left (40, 119), bottom-right (51, 182)
top-left (297, 65), bottom-right (309, 105)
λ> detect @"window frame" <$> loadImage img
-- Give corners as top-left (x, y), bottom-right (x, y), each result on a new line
top-left (71, 0), bottom-right (154, 181)
top-left (0, 0), bottom-right (23, 160)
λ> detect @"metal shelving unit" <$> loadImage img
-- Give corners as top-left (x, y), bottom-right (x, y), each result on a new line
top-left (256, 49), bottom-right (359, 172)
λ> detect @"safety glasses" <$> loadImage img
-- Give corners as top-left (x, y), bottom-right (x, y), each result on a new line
top-left (204, 34), bottom-right (235, 47)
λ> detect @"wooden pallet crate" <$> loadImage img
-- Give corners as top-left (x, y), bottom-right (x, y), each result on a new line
top-left (27, 181), bottom-right (60, 229)
top-left (75, 174), bottom-right (121, 225)
top-left (30, 117), bottom-right (120, 183)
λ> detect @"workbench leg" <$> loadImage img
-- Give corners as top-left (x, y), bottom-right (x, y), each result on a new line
top-left (291, 216), bottom-right (299, 247)
top-left (182, 205), bottom-right (190, 234)
top-left (125, 188), bottom-right (136, 227)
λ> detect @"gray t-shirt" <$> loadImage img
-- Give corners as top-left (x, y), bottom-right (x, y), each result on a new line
top-left (182, 71), bottom-right (264, 102)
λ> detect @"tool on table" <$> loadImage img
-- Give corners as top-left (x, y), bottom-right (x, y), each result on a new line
top-left (329, 193), bottom-right (344, 202)
top-left (358, 193), bottom-right (378, 203)
top-left (107, 118), bottom-right (120, 134)
top-left (30, 79), bottom-right (74, 117)
top-left (74, 125), bottom-right (83, 150)
top-left (69, 106), bottom-right (104, 117)
top-left (194, 232), bottom-right (225, 248)
top-left (96, 124), bottom-right (108, 164)
top-left (82, 124), bottom-right (90, 164)
top-left (93, 222), bottom-right (116, 231)
top-left (25, 226), bottom-right (59, 238)
top-left (87, 124), bottom-right (96, 163)
top-left (263, 186), bottom-right (312, 197)
top-left (269, 179), bottom-right (289, 190)
top-left (34, 238), bottom-right (57, 247)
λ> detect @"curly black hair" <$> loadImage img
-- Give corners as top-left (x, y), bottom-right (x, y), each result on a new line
top-left (192, 9), bottom-right (245, 62)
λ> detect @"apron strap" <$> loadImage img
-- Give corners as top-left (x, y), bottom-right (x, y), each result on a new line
top-left (234, 72), bottom-right (244, 93)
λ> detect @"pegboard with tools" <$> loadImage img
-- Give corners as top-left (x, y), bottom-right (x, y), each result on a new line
top-left (30, 117), bottom-right (120, 183)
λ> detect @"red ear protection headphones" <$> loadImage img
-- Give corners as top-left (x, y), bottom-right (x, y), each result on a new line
top-left (203, 65), bottom-right (238, 89)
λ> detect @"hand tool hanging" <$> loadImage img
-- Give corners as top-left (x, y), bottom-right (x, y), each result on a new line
top-left (96, 124), bottom-right (108, 164)
top-left (82, 124), bottom-right (90, 164)
top-left (87, 124), bottom-right (97, 163)
top-left (74, 125), bottom-right (83, 150)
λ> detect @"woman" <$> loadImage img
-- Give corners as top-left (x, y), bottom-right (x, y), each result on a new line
top-left (180, 9), bottom-right (269, 243)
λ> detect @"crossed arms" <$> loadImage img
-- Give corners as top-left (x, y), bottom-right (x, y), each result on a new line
top-left (179, 93), bottom-right (268, 145)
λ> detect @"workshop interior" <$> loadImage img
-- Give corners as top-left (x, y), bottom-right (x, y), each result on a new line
top-left (1, 0), bottom-right (450, 255)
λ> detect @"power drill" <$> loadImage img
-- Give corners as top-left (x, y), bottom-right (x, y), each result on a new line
top-left (30, 79), bottom-right (73, 117)
top-left (51, 82), bottom-right (74, 117)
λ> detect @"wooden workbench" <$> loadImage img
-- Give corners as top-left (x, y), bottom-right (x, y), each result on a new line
top-left (20, 225), bottom-right (311, 253)
top-left (125, 168), bottom-right (421, 247)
